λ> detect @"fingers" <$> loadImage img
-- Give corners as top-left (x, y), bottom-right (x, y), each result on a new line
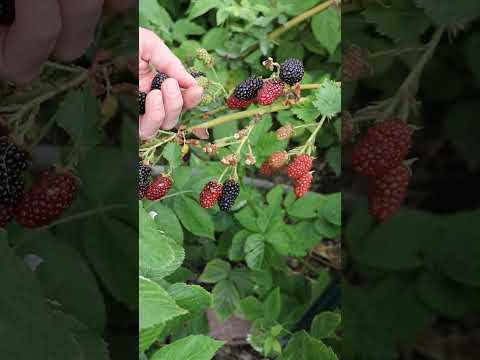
top-left (0, 0), bottom-right (61, 84)
top-left (182, 85), bottom-right (204, 110)
top-left (53, 0), bottom-right (103, 61)
top-left (139, 27), bottom-right (196, 89)
top-left (139, 90), bottom-right (165, 140)
top-left (161, 78), bottom-right (184, 130)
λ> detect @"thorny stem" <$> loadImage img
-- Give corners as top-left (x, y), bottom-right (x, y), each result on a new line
top-left (368, 46), bottom-right (426, 59)
top-left (188, 98), bottom-right (306, 131)
top-left (299, 115), bottom-right (327, 155)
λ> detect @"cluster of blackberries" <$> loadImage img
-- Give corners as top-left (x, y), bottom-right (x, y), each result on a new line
top-left (0, 0), bottom-right (15, 25)
top-left (138, 161), bottom-right (172, 201)
top-left (199, 178), bottom-right (240, 212)
top-left (227, 58), bottom-right (304, 110)
top-left (0, 138), bottom-right (28, 208)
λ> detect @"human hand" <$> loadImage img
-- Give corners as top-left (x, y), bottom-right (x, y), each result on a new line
top-left (138, 27), bottom-right (203, 140)
top-left (0, 0), bottom-right (135, 84)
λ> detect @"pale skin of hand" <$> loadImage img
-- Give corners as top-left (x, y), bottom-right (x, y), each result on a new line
top-left (0, 0), bottom-right (136, 84)
top-left (138, 28), bottom-right (203, 140)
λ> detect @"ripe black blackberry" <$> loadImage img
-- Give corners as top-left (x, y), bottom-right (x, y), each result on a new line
top-left (233, 77), bottom-right (263, 101)
top-left (279, 58), bottom-right (304, 85)
top-left (139, 92), bottom-right (147, 115)
top-left (0, 0), bottom-right (15, 25)
top-left (138, 161), bottom-right (152, 189)
top-left (0, 176), bottom-right (24, 207)
top-left (0, 139), bottom-right (29, 177)
top-left (218, 179), bottom-right (240, 212)
top-left (151, 72), bottom-right (168, 91)
top-left (189, 70), bottom-right (206, 78)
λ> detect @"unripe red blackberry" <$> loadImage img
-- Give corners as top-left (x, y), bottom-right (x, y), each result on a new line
top-left (294, 172), bottom-right (313, 198)
top-left (218, 179), bottom-right (240, 212)
top-left (199, 181), bottom-right (223, 209)
top-left (151, 72), bottom-right (168, 91)
top-left (145, 175), bottom-right (172, 201)
top-left (139, 92), bottom-right (147, 115)
top-left (287, 154), bottom-right (313, 180)
top-left (279, 58), bottom-right (304, 85)
top-left (256, 78), bottom-right (284, 105)
top-left (227, 95), bottom-right (253, 110)
top-left (368, 164), bottom-right (410, 222)
top-left (268, 151), bottom-right (289, 169)
top-left (352, 119), bottom-right (412, 177)
top-left (233, 77), bottom-right (263, 101)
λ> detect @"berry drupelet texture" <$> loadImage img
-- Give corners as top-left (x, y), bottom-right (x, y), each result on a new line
top-left (368, 164), bottom-right (410, 222)
top-left (145, 175), bottom-right (172, 201)
top-left (15, 170), bottom-right (78, 228)
top-left (139, 92), bottom-right (147, 115)
top-left (287, 154), bottom-right (313, 180)
top-left (352, 119), bottom-right (412, 177)
top-left (268, 151), bottom-right (289, 170)
top-left (151, 72), bottom-right (169, 91)
top-left (256, 78), bottom-right (284, 105)
top-left (218, 179), bottom-right (240, 212)
top-left (233, 77), bottom-right (263, 101)
top-left (294, 172), bottom-right (313, 198)
top-left (199, 181), bottom-right (223, 209)
top-left (227, 95), bottom-right (253, 110)
top-left (279, 58), bottom-right (304, 86)
top-left (138, 161), bottom-right (152, 199)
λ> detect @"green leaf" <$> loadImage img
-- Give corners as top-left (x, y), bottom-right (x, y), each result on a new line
top-left (172, 19), bottom-right (205, 43)
top-left (228, 230), bottom-right (250, 261)
top-left (139, 276), bottom-right (187, 330)
top-left (287, 192), bottom-right (323, 219)
top-left (311, 7), bottom-right (341, 55)
top-left (188, 0), bottom-right (221, 20)
top-left (325, 146), bottom-right (341, 176)
top-left (15, 232), bottom-right (105, 332)
top-left (292, 99), bottom-right (322, 124)
top-left (202, 28), bottom-right (229, 50)
top-left (163, 142), bottom-right (182, 169)
top-left (151, 335), bottom-right (224, 360)
top-left (416, 0), bottom-right (480, 26)
top-left (212, 280), bottom-right (240, 322)
top-left (236, 296), bottom-right (264, 321)
top-left (264, 288), bottom-right (282, 322)
top-left (279, 331), bottom-right (338, 360)
top-left (140, 325), bottom-right (164, 353)
top-left (151, 202), bottom-right (184, 244)
top-left (244, 234), bottom-right (267, 270)
top-left (199, 259), bottom-right (231, 283)
top-left (54, 87), bottom-right (102, 151)
top-left (168, 283), bottom-right (212, 313)
top-left (173, 196), bottom-right (215, 239)
top-left (0, 236), bottom-right (84, 360)
top-left (234, 206), bottom-right (261, 232)
top-left (311, 311), bottom-right (341, 339)
top-left (140, 205), bottom-right (185, 281)
top-left (363, 0), bottom-right (430, 42)
top-left (313, 80), bottom-right (341, 118)
top-left (320, 192), bottom-right (341, 225)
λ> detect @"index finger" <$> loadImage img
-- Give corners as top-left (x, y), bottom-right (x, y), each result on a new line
top-left (0, 0), bottom-right (61, 84)
top-left (139, 28), bottom-right (196, 89)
